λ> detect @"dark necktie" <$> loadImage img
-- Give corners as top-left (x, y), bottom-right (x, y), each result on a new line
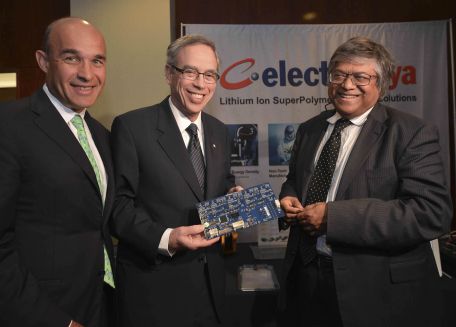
top-left (186, 123), bottom-right (206, 194)
top-left (299, 118), bottom-right (351, 265)
top-left (305, 118), bottom-right (352, 205)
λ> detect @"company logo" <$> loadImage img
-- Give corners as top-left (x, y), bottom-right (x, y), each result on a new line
top-left (220, 58), bottom-right (255, 90)
top-left (220, 58), bottom-right (329, 90)
top-left (220, 58), bottom-right (417, 91)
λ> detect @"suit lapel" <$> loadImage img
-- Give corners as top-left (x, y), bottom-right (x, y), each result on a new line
top-left (336, 104), bottom-right (387, 199)
top-left (31, 90), bottom-right (102, 200)
top-left (202, 113), bottom-right (219, 199)
top-left (156, 100), bottom-right (204, 201)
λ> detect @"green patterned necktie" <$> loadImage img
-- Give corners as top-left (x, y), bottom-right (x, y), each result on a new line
top-left (71, 115), bottom-right (115, 288)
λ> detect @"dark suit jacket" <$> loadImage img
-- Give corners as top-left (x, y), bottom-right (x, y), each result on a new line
top-left (280, 103), bottom-right (452, 327)
top-left (110, 97), bottom-right (235, 327)
top-left (0, 89), bottom-right (115, 327)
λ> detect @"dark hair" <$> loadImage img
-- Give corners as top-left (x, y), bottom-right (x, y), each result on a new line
top-left (328, 36), bottom-right (395, 96)
top-left (41, 20), bottom-right (56, 54)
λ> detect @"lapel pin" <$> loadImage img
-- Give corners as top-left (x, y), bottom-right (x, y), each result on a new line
top-left (212, 144), bottom-right (216, 148)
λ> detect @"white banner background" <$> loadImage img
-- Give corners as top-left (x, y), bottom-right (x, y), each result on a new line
top-left (185, 21), bottom-right (451, 243)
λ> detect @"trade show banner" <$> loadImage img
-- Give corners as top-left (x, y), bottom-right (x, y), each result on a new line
top-left (185, 21), bottom-right (451, 244)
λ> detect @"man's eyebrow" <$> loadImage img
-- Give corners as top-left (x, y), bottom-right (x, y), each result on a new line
top-left (94, 54), bottom-right (106, 61)
top-left (59, 48), bottom-right (79, 56)
top-left (59, 49), bottom-right (106, 61)
top-left (334, 70), bottom-right (370, 74)
top-left (181, 65), bottom-right (217, 73)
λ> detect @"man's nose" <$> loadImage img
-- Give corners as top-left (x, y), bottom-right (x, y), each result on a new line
top-left (193, 73), bottom-right (206, 87)
top-left (77, 60), bottom-right (94, 81)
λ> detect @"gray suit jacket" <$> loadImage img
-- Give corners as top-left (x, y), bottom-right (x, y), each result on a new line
top-left (280, 103), bottom-right (452, 327)
top-left (110, 97), bottom-right (235, 326)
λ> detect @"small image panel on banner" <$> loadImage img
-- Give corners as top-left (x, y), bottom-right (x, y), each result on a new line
top-left (228, 124), bottom-right (258, 166)
top-left (268, 123), bottom-right (299, 166)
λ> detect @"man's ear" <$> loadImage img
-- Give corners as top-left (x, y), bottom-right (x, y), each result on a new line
top-left (35, 50), bottom-right (49, 73)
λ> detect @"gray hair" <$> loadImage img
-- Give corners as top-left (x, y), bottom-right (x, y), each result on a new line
top-left (166, 34), bottom-right (220, 71)
top-left (328, 36), bottom-right (395, 96)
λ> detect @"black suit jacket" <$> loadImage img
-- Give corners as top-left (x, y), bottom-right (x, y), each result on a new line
top-left (0, 89), bottom-right (115, 327)
top-left (110, 97), bottom-right (235, 327)
top-left (280, 104), bottom-right (452, 327)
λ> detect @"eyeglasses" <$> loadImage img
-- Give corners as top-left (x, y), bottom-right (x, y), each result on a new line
top-left (170, 65), bottom-right (219, 84)
top-left (329, 72), bottom-right (377, 86)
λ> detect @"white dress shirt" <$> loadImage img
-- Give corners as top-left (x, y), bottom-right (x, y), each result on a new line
top-left (314, 108), bottom-right (373, 256)
top-left (158, 98), bottom-right (206, 257)
top-left (42, 85), bottom-right (107, 204)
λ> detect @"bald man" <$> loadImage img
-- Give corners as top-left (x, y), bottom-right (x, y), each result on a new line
top-left (0, 17), bottom-right (115, 327)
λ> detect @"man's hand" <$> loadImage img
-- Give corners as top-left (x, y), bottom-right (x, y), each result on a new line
top-left (296, 202), bottom-right (328, 235)
top-left (228, 185), bottom-right (244, 193)
top-left (169, 225), bottom-right (219, 253)
top-left (280, 196), bottom-right (304, 225)
top-left (69, 321), bottom-right (84, 327)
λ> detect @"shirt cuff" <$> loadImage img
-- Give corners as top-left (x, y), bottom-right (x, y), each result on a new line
top-left (158, 228), bottom-right (175, 257)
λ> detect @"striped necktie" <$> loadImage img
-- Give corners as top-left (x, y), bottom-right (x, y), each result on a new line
top-left (186, 123), bottom-right (206, 195)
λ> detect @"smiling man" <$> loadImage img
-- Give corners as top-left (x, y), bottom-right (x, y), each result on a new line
top-left (0, 17), bottom-right (115, 327)
top-left (110, 35), bottom-right (240, 327)
top-left (278, 37), bottom-right (452, 327)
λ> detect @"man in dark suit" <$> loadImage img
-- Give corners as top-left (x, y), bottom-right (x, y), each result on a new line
top-left (279, 36), bottom-right (452, 327)
top-left (0, 17), bottom-right (115, 327)
top-left (111, 35), bottom-right (240, 327)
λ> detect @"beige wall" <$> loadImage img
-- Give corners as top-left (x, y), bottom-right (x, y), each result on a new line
top-left (71, 0), bottom-right (171, 129)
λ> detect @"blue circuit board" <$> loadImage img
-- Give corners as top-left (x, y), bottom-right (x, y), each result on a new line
top-left (196, 183), bottom-right (284, 239)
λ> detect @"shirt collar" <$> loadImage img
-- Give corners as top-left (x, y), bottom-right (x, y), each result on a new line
top-left (168, 97), bottom-right (202, 134)
top-left (43, 84), bottom-right (86, 124)
top-left (327, 106), bottom-right (373, 126)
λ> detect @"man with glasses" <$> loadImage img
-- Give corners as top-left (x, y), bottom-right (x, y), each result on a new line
top-left (111, 35), bottom-right (240, 327)
top-left (279, 36), bottom-right (452, 326)
top-left (0, 18), bottom-right (115, 327)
